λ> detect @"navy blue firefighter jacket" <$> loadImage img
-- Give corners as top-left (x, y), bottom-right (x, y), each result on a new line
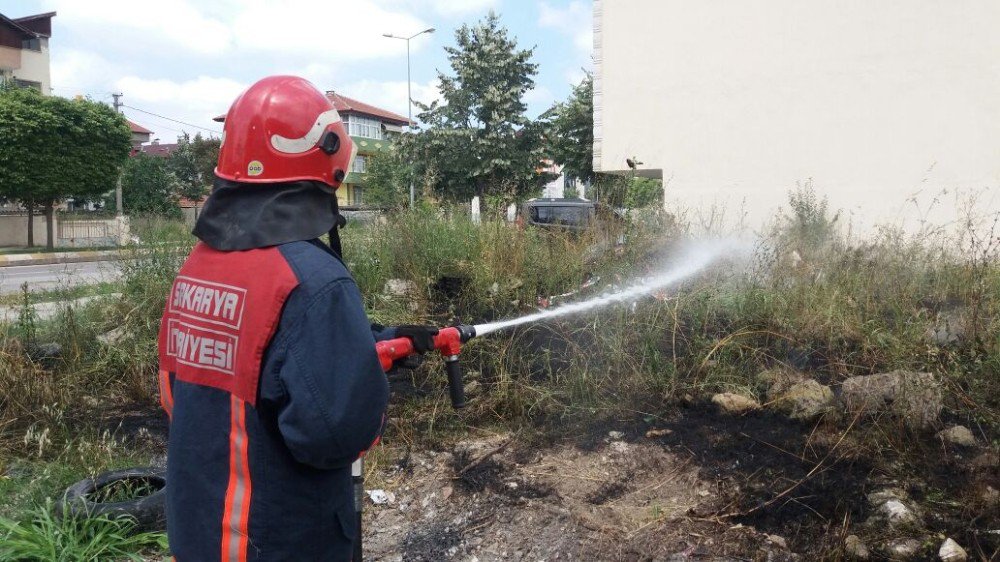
top-left (157, 238), bottom-right (391, 561)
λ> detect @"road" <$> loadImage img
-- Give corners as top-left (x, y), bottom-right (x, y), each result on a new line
top-left (0, 260), bottom-right (121, 295)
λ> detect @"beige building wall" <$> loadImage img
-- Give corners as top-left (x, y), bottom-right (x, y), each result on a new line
top-left (594, 0), bottom-right (1000, 233)
top-left (16, 38), bottom-right (51, 95)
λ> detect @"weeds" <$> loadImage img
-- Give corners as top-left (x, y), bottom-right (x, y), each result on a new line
top-left (0, 501), bottom-right (167, 561)
top-left (0, 191), bottom-right (998, 557)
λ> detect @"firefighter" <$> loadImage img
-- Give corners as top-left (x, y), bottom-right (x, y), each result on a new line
top-left (157, 75), bottom-right (437, 561)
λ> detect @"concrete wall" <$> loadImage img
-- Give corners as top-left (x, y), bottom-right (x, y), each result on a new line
top-left (0, 214), bottom-right (53, 247)
top-left (0, 45), bottom-right (21, 71)
top-left (594, 0), bottom-right (1000, 233)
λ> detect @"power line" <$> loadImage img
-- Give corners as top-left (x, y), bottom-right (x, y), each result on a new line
top-left (121, 103), bottom-right (222, 135)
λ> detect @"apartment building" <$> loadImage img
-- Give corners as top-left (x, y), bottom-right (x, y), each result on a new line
top-left (0, 11), bottom-right (55, 95)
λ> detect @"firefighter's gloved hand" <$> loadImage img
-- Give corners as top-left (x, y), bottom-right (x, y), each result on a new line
top-left (394, 325), bottom-right (440, 353)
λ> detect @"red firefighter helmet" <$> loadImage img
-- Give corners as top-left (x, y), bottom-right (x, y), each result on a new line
top-left (215, 75), bottom-right (355, 188)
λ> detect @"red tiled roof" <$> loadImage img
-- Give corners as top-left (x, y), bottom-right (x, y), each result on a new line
top-left (128, 120), bottom-right (154, 135)
top-left (325, 92), bottom-right (412, 125)
top-left (142, 143), bottom-right (179, 157)
top-left (212, 91), bottom-right (413, 126)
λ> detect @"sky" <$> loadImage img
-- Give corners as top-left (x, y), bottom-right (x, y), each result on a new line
top-left (1, 0), bottom-right (591, 142)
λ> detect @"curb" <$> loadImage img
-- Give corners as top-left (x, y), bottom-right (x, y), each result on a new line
top-left (0, 250), bottom-right (119, 268)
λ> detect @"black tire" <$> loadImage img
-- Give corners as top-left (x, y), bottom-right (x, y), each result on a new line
top-left (58, 467), bottom-right (167, 533)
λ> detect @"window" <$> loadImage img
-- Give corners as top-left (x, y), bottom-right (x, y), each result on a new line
top-left (21, 38), bottom-right (41, 51)
top-left (351, 155), bottom-right (367, 173)
top-left (345, 115), bottom-right (382, 140)
top-left (13, 79), bottom-right (42, 92)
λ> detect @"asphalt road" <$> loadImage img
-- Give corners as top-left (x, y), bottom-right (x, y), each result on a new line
top-left (0, 260), bottom-right (121, 295)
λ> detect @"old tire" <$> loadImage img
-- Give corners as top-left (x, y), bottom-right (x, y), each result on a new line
top-left (58, 467), bottom-right (167, 532)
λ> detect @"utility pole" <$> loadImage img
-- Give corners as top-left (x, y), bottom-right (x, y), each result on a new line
top-left (383, 28), bottom-right (435, 207)
top-left (112, 93), bottom-right (124, 216)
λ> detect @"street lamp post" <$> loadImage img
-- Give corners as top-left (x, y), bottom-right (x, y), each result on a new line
top-left (383, 27), bottom-right (434, 207)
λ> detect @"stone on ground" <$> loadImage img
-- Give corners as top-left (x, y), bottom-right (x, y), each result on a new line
top-left (936, 425), bottom-right (977, 447)
top-left (884, 538), bottom-right (923, 560)
top-left (938, 538), bottom-right (967, 562)
top-left (711, 392), bottom-right (761, 414)
top-left (868, 489), bottom-right (922, 530)
top-left (844, 535), bottom-right (870, 560)
top-left (840, 370), bottom-right (942, 428)
top-left (773, 379), bottom-right (836, 421)
top-left (756, 368), bottom-right (806, 401)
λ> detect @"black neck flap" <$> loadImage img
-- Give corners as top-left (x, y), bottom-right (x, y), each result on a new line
top-left (193, 177), bottom-right (343, 252)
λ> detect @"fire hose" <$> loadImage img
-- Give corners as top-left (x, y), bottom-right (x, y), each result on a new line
top-left (352, 324), bottom-right (477, 560)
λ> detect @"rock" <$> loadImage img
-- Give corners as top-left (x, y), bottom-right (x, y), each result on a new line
top-left (774, 379), bottom-right (836, 421)
top-left (841, 370), bottom-right (943, 428)
top-left (766, 535), bottom-right (788, 550)
top-left (868, 490), bottom-right (922, 530)
top-left (383, 279), bottom-right (418, 297)
top-left (938, 538), bottom-right (967, 562)
top-left (880, 499), bottom-right (921, 529)
top-left (925, 309), bottom-right (967, 346)
top-left (936, 426), bottom-right (977, 447)
top-left (844, 535), bottom-right (870, 560)
top-left (885, 538), bottom-right (923, 560)
top-left (608, 431), bottom-right (625, 440)
top-left (97, 326), bottom-right (127, 346)
top-left (711, 393), bottom-right (761, 415)
top-left (756, 368), bottom-right (806, 401)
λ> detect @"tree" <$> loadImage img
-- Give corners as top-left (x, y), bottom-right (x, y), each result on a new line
top-left (543, 74), bottom-right (594, 184)
top-left (168, 132), bottom-right (220, 205)
top-left (411, 12), bottom-right (543, 203)
top-left (107, 153), bottom-right (182, 218)
top-left (624, 177), bottom-right (663, 208)
top-left (363, 147), bottom-right (411, 209)
top-left (0, 86), bottom-right (131, 248)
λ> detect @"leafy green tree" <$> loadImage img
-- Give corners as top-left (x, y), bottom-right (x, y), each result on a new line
top-left (625, 177), bottom-right (663, 208)
top-left (363, 147), bottom-right (410, 209)
top-left (543, 74), bottom-right (594, 184)
top-left (107, 153), bottom-right (182, 219)
top-left (0, 86), bottom-right (131, 248)
top-left (168, 132), bottom-right (220, 204)
top-left (412, 12), bottom-right (543, 203)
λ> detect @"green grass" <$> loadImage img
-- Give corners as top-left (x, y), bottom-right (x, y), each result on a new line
top-left (0, 502), bottom-right (167, 562)
top-left (0, 281), bottom-right (121, 307)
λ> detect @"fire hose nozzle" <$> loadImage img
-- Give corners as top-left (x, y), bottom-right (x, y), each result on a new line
top-left (375, 324), bottom-right (477, 409)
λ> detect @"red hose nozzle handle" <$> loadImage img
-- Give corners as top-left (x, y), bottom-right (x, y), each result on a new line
top-left (375, 325), bottom-right (476, 409)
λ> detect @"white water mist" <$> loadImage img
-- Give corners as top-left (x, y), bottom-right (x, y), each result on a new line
top-left (474, 238), bottom-right (752, 336)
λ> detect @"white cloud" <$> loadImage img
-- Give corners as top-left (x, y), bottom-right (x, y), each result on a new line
top-left (425, 0), bottom-right (499, 16)
top-left (48, 0), bottom-right (431, 61)
top-left (524, 84), bottom-right (555, 109)
top-left (114, 75), bottom-right (247, 137)
top-left (539, 1), bottom-right (592, 57)
top-left (50, 48), bottom-right (119, 98)
top-left (230, 0), bottom-right (430, 60)
top-left (49, 0), bottom-right (231, 55)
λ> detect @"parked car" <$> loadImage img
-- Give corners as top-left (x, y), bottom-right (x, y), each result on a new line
top-left (523, 198), bottom-right (625, 232)
top-left (524, 198), bottom-right (595, 230)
